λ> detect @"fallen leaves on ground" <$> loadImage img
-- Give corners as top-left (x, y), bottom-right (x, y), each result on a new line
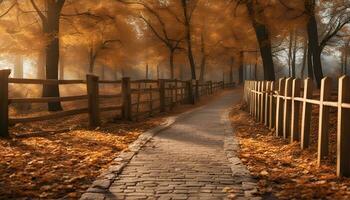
top-left (0, 115), bottom-right (164, 199)
top-left (230, 103), bottom-right (350, 200)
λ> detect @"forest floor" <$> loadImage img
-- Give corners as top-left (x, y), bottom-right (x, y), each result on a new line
top-left (0, 91), bottom-right (226, 200)
top-left (229, 103), bottom-right (350, 200)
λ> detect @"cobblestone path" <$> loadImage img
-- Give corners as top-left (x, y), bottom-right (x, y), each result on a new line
top-left (102, 90), bottom-right (257, 200)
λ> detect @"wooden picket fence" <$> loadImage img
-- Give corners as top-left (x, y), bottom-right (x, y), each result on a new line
top-left (243, 76), bottom-right (350, 177)
top-left (0, 69), bottom-right (231, 137)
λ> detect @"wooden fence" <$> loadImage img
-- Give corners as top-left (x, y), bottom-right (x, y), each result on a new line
top-left (243, 76), bottom-right (350, 177)
top-left (0, 69), bottom-right (232, 137)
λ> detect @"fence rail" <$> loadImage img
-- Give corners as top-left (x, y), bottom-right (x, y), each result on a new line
top-left (243, 76), bottom-right (350, 177)
top-left (0, 69), bottom-right (234, 137)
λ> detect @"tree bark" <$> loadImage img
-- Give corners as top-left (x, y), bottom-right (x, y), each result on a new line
top-left (291, 31), bottom-right (298, 78)
top-left (199, 34), bottom-right (206, 82)
top-left (238, 52), bottom-right (244, 84)
top-left (181, 0), bottom-right (196, 80)
top-left (305, 0), bottom-right (323, 88)
top-left (42, 1), bottom-right (65, 111)
top-left (59, 54), bottom-right (64, 80)
top-left (169, 50), bottom-right (175, 79)
top-left (301, 38), bottom-right (308, 79)
top-left (246, 2), bottom-right (275, 81)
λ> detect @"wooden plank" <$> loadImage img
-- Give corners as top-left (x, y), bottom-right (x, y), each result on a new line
top-left (121, 77), bottom-right (132, 120)
top-left (9, 108), bottom-right (89, 124)
top-left (254, 81), bottom-right (258, 118)
top-left (337, 75), bottom-right (350, 177)
top-left (256, 81), bottom-right (261, 121)
top-left (275, 78), bottom-right (286, 137)
top-left (87, 74), bottom-right (100, 128)
top-left (269, 81), bottom-right (276, 129)
top-left (317, 77), bottom-right (332, 166)
top-left (9, 78), bottom-right (85, 85)
top-left (10, 95), bottom-right (88, 104)
top-left (98, 80), bottom-right (122, 84)
top-left (100, 106), bottom-right (122, 112)
top-left (99, 94), bottom-right (122, 99)
top-left (0, 69), bottom-right (11, 137)
top-left (301, 78), bottom-right (314, 149)
top-left (264, 81), bottom-right (270, 126)
top-left (260, 81), bottom-right (265, 123)
top-left (283, 78), bottom-right (293, 139)
top-left (131, 79), bottom-right (158, 83)
top-left (291, 78), bottom-right (301, 142)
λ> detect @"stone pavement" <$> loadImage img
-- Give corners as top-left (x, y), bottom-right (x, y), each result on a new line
top-left (81, 89), bottom-right (259, 200)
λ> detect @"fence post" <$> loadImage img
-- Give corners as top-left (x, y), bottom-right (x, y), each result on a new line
top-left (264, 82), bottom-right (270, 126)
top-left (301, 78), bottom-right (313, 149)
top-left (256, 81), bottom-right (261, 121)
top-left (317, 77), bottom-right (332, 166)
top-left (291, 78), bottom-right (301, 142)
top-left (254, 81), bottom-right (258, 119)
top-left (260, 81), bottom-right (267, 124)
top-left (283, 78), bottom-right (293, 139)
top-left (269, 81), bottom-right (275, 129)
top-left (195, 80), bottom-right (200, 101)
top-left (186, 80), bottom-right (194, 104)
top-left (275, 78), bottom-right (286, 137)
top-left (337, 75), bottom-right (350, 177)
top-left (159, 79), bottom-right (166, 112)
top-left (0, 69), bottom-right (11, 137)
top-left (122, 77), bottom-right (132, 121)
top-left (87, 74), bottom-right (100, 128)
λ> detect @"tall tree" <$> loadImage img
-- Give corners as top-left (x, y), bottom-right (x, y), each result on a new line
top-left (237, 0), bottom-right (275, 81)
top-left (30, 0), bottom-right (65, 111)
top-left (181, 0), bottom-right (197, 80)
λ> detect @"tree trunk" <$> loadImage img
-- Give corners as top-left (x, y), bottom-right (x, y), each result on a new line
top-left (288, 31), bottom-right (293, 77)
top-left (157, 64), bottom-right (160, 79)
top-left (145, 63), bottom-right (149, 79)
top-left (307, 41), bottom-right (314, 79)
top-left (14, 56), bottom-right (23, 78)
top-left (88, 47), bottom-right (95, 74)
top-left (345, 41), bottom-right (349, 75)
top-left (291, 31), bottom-right (298, 78)
top-left (306, 0), bottom-right (323, 88)
top-left (59, 54), bottom-right (64, 80)
top-left (169, 50), bottom-right (175, 79)
top-left (246, 2), bottom-right (275, 81)
top-left (181, 0), bottom-right (196, 80)
top-left (238, 52), bottom-right (244, 84)
top-left (199, 33), bottom-right (206, 82)
top-left (301, 38), bottom-right (308, 79)
top-left (42, 1), bottom-right (64, 111)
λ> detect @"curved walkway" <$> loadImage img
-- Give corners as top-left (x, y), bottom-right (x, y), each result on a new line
top-left (84, 89), bottom-right (258, 200)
